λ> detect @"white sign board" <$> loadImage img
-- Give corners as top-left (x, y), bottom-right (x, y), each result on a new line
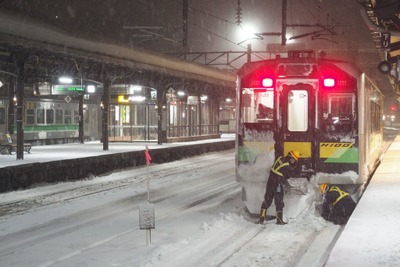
top-left (139, 203), bottom-right (155, 230)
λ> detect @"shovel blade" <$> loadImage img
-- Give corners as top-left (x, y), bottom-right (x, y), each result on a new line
top-left (287, 178), bottom-right (308, 195)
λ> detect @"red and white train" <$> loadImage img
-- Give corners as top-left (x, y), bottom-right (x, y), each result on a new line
top-left (235, 51), bottom-right (384, 214)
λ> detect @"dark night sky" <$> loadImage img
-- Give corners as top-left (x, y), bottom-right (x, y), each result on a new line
top-left (0, 0), bottom-right (395, 96)
top-left (0, 0), bottom-right (376, 52)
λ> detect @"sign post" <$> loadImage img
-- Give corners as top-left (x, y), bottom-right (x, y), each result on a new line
top-left (145, 145), bottom-right (152, 202)
top-left (139, 203), bottom-right (155, 245)
top-left (139, 145), bottom-right (154, 245)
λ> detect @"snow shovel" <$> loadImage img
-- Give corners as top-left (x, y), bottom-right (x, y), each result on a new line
top-left (286, 178), bottom-right (308, 195)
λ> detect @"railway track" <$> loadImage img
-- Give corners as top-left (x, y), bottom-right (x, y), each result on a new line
top-left (0, 151), bottom-right (240, 265)
top-left (0, 151), bottom-right (234, 217)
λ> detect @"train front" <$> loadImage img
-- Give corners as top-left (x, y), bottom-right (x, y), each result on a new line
top-left (235, 51), bottom-right (383, 215)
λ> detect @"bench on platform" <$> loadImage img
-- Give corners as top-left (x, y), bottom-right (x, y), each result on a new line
top-left (0, 143), bottom-right (13, 155)
top-left (0, 133), bottom-right (32, 154)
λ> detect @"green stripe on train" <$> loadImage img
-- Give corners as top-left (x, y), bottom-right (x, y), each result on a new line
top-left (324, 147), bottom-right (359, 163)
top-left (14, 125), bottom-right (79, 132)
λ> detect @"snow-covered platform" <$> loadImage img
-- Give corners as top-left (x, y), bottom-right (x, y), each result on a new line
top-left (0, 134), bottom-right (235, 193)
top-left (325, 135), bottom-right (400, 267)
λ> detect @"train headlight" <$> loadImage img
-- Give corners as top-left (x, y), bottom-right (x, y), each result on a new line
top-left (323, 78), bottom-right (335, 87)
top-left (261, 78), bottom-right (273, 87)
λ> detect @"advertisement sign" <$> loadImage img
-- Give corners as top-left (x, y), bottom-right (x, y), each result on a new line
top-left (187, 96), bottom-right (198, 105)
top-left (52, 84), bottom-right (84, 95)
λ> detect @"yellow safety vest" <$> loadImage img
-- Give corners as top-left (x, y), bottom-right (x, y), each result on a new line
top-left (271, 156), bottom-right (289, 177)
top-left (329, 186), bottom-right (350, 206)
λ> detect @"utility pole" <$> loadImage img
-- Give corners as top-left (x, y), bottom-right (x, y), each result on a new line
top-left (282, 0), bottom-right (287, 45)
top-left (182, 0), bottom-right (188, 47)
top-left (247, 44), bottom-right (252, 63)
top-left (236, 0), bottom-right (242, 26)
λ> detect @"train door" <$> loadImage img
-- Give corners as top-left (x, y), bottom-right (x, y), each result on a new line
top-left (276, 80), bottom-right (318, 177)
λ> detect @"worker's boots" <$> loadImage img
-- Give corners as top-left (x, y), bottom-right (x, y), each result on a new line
top-left (257, 208), bottom-right (267, 224)
top-left (276, 211), bottom-right (287, 225)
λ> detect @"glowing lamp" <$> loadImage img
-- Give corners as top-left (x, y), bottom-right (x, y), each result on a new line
top-left (87, 85), bottom-right (96, 93)
top-left (323, 78), bottom-right (335, 87)
top-left (262, 78), bottom-right (273, 87)
top-left (59, 76), bottom-right (73, 84)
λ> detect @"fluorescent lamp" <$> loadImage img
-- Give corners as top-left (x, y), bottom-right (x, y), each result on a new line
top-left (87, 85), bottom-right (96, 93)
top-left (59, 76), bottom-right (73, 84)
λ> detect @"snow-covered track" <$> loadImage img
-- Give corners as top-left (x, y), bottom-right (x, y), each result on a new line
top-left (0, 152), bottom-right (234, 216)
top-left (0, 150), bottom-right (342, 266)
top-left (0, 152), bottom-right (241, 265)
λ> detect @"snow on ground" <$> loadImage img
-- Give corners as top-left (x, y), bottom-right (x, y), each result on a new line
top-left (0, 149), bottom-right (338, 267)
top-left (0, 134), bottom-right (236, 168)
top-left (1, 132), bottom-right (399, 266)
top-left (325, 135), bottom-right (400, 267)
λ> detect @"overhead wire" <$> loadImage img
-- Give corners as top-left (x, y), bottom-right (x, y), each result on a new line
top-left (165, 0), bottom-right (254, 50)
top-left (294, 0), bottom-right (350, 44)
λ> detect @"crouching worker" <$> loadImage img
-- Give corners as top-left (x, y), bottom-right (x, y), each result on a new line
top-left (257, 150), bottom-right (300, 225)
top-left (319, 183), bottom-right (356, 225)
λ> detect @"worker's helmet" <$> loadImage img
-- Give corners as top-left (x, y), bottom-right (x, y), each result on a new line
top-left (288, 150), bottom-right (300, 161)
top-left (319, 183), bottom-right (329, 194)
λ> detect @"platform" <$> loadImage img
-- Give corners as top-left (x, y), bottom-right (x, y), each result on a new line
top-left (0, 134), bottom-right (235, 193)
top-left (325, 135), bottom-right (400, 266)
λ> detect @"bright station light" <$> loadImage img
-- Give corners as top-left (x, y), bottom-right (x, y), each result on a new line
top-left (237, 23), bottom-right (258, 43)
top-left (58, 76), bottom-right (73, 84)
top-left (87, 85), bottom-right (96, 93)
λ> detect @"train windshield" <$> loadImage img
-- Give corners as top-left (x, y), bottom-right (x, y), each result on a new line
top-left (240, 88), bottom-right (274, 123)
top-left (322, 93), bottom-right (355, 132)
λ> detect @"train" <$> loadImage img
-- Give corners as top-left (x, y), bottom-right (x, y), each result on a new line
top-left (0, 96), bottom-right (102, 146)
top-left (235, 50), bottom-right (384, 215)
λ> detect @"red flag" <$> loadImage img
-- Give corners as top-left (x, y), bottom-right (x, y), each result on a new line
top-left (145, 145), bottom-right (152, 166)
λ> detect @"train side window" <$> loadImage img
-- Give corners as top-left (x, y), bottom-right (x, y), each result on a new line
top-left (74, 110), bottom-right (79, 124)
top-left (46, 109), bottom-right (54, 124)
top-left (65, 110), bottom-right (72, 124)
top-left (37, 109), bottom-right (45, 124)
top-left (287, 90), bottom-right (308, 131)
top-left (26, 109), bottom-right (35, 125)
top-left (370, 101), bottom-right (382, 133)
top-left (55, 109), bottom-right (63, 124)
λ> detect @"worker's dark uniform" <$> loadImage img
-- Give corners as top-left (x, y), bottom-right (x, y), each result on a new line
top-left (321, 185), bottom-right (356, 225)
top-left (260, 156), bottom-right (294, 216)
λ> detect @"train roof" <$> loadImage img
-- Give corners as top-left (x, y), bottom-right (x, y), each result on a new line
top-left (238, 53), bottom-right (362, 80)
